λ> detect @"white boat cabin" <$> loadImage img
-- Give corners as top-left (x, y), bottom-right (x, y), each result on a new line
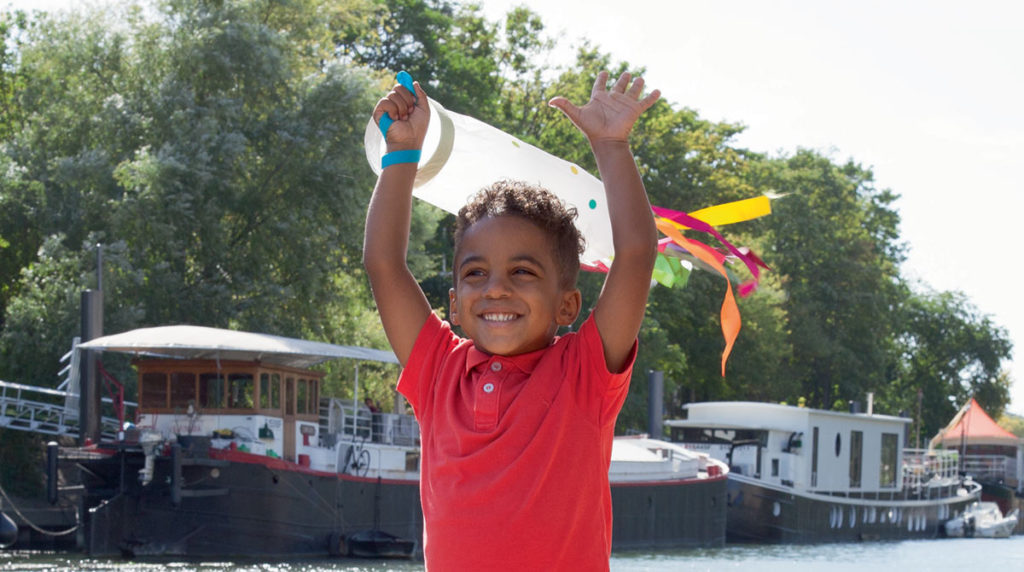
top-left (666, 401), bottom-right (921, 495)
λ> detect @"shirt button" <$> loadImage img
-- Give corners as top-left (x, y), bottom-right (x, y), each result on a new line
top-left (483, 383), bottom-right (495, 393)
top-left (491, 362), bottom-right (502, 372)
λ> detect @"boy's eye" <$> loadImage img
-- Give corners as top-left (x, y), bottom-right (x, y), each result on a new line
top-left (512, 267), bottom-right (536, 277)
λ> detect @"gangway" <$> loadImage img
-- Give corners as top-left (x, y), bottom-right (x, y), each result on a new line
top-left (0, 379), bottom-right (131, 440)
top-left (0, 338), bottom-right (135, 440)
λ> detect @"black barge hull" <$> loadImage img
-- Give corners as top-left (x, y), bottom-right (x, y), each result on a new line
top-left (725, 476), bottom-right (980, 543)
top-left (77, 446), bottom-right (422, 557)
top-left (611, 474), bottom-right (728, 549)
top-left (75, 442), bottom-right (728, 557)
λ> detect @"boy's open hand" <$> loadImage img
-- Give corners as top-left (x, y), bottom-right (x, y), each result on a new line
top-left (548, 71), bottom-right (660, 144)
top-left (373, 80), bottom-right (430, 152)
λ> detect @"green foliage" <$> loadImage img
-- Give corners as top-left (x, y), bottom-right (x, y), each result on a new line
top-left (339, 0), bottom-right (502, 115)
top-left (878, 290), bottom-right (1013, 437)
top-left (999, 412), bottom-right (1024, 438)
top-left (752, 151), bottom-right (907, 410)
top-left (0, 429), bottom-right (44, 497)
top-left (0, 0), bottom-right (387, 387)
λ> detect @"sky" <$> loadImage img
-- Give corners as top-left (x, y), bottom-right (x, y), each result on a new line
top-left (8, 0), bottom-right (1024, 415)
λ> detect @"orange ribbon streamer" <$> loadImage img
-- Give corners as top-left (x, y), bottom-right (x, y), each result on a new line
top-left (655, 218), bottom-right (741, 376)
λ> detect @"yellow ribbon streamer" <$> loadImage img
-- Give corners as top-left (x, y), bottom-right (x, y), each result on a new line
top-left (686, 196), bottom-right (772, 228)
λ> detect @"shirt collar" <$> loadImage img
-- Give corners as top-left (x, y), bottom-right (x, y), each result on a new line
top-left (464, 339), bottom-right (556, 375)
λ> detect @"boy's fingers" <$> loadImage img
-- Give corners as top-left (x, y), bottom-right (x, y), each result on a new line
top-left (413, 81), bottom-right (428, 110)
top-left (626, 76), bottom-right (645, 99)
top-left (639, 89), bottom-right (662, 111)
top-left (374, 98), bottom-right (398, 122)
top-left (548, 96), bottom-right (580, 125)
top-left (591, 70), bottom-right (610, 98)
top-left (391, 87), bottom-right (415, 118)
top-left (611, 72), bottom-right (632, 93)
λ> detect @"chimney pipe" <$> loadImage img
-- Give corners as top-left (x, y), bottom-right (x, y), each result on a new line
top-left (79, 289), bottom-right (103, 445)
top-left (647, 370), bottom-right (664, 440)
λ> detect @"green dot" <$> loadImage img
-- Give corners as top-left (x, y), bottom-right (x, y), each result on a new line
top-left (588, 199), bottom-right (597, 209)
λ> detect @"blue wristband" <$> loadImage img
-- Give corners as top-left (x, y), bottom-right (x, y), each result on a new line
top-left (382, 149), bottom-right (421, 169)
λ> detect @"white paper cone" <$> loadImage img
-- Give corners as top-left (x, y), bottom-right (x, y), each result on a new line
top-left (365, 98), bottom-right (614, 266)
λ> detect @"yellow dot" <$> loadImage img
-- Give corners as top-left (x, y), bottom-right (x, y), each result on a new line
top-left (512, 140), bottom-right (520, 148)
top-left (570, 165), bottom-right (578, 175)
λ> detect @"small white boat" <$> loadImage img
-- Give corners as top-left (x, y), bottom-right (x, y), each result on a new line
top-left (944, 501), bottom-right (1019, 538)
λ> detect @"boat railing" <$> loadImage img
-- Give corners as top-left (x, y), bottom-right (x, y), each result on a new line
top-left (0, 378), bottom-right (133, 440)
top-left (321, 397), bottom-right (419, 448)
top-left (902, 448), bottom-right (960, 490)
top-left (961, 454), bottom-right (1018, 486)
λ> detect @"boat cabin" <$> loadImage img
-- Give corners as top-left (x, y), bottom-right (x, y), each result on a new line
top-left (666, 401), bottom-right (938, 496)
top-left (136, 358), bottom-right (320, 463)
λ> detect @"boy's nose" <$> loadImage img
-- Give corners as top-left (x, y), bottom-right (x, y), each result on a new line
top-left (482, 274), bottom-right (512, 298)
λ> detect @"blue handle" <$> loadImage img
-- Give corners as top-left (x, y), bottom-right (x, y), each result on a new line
top-left (379, 70), bottom-right (416, 137)
top-left (396, 70), bottom-right (416, 101)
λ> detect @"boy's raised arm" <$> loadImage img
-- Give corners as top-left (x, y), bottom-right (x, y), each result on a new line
top-left (549, 72), bottom-right (660, 373)
top-left (362, 80), bottom-right (432, 366)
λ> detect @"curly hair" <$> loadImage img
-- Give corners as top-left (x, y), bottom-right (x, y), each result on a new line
top-left (453, 180), bottom-right (585, 290)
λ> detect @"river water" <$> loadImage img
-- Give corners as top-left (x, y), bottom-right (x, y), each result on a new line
top-left (3, 537), bottom-right (1023, 572)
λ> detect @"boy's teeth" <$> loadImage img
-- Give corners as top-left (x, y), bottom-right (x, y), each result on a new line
top-left (484, 313), bottom-right (516, 322)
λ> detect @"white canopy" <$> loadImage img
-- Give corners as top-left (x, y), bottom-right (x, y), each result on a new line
top-left (78, 325), bottom-right (398, 369)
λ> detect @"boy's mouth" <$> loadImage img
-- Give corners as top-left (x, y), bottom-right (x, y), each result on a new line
top-left (481, 312), bottom-right (518, 322)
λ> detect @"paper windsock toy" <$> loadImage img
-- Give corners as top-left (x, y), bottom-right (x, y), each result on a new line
top-left (364, 93), bottom-right (618, 267)
top-left (364, 73), bottom-right (772, 374)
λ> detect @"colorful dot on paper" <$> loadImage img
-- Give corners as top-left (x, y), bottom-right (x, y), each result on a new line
top-left (571, 165), bottom-right (578, 175)
top-left (588, 199), bottom-right (597, 209)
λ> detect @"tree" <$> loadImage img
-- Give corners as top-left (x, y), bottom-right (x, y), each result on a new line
top-left (338, 0), bottom-right (502, 116)
top-left (0, 0), bottom-right (385, 386)
top-left (752, 151), bottom-right (906, 410)
top-left (879, 290), bottom-right (1013, 437)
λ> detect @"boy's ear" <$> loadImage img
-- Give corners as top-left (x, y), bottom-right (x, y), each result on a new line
top-left (448, 288), bottom-right (460, 326)
top-left (556, 288), bottom-right (582, 326)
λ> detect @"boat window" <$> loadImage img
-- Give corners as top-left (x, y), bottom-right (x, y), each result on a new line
top-left (169, 372), bottom-right (197, 409)
top-left (199, 372), bottom-right (225, 409)
top-left (849, 430), bottom-right (863, 488)
top-left (297, 378), bottom-right (308, 414)
top-left (310, 379), bottom-right (318, 412)
top-left (880, 433), bottom-right (898, 487)
top-left (285, 377), bottom-right (294, 415)
top-left (259, 373), bottom-right (270, 408)
top-left (271, 373), bottom-right (281, 409)
top-left (141, 372), bottom-right (168, 409)
top-left (228, 373), bottom-right (254, 409)
top-left (259, 373), bottom-right (282, 410)
top-left (811, 427), bottom-right (819, 487)
top-left (834, 432), bottom-right (842, 457)
top-left (771, 458), bottom-right (779, 477)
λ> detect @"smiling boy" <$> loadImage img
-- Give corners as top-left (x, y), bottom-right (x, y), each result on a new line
top-left (363, 71), bottom-right (660, 570)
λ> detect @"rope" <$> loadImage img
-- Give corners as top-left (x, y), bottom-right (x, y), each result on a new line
top-left (0, 477), bottom-right (79, 536)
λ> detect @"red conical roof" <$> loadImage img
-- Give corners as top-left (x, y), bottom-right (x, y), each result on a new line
top-left (931, 398), bottom-right (1020, 448)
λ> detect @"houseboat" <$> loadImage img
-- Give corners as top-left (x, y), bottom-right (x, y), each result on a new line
top-left (665, 400), bottom-right (982, 543)
top-left (44, 325), bottom-right (727, 557)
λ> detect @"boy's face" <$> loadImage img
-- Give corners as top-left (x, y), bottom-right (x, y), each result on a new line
top-left (449, 215), bottom-right (581, 356)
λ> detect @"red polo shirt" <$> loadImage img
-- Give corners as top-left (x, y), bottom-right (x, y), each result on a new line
top-left (398, 312), bottom-right (634, 571)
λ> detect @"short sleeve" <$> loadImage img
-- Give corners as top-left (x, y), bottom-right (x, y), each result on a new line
top-left (397, 312), bottom-right (454, 412)
top-left (572, 314), bottom-right (637, 425)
